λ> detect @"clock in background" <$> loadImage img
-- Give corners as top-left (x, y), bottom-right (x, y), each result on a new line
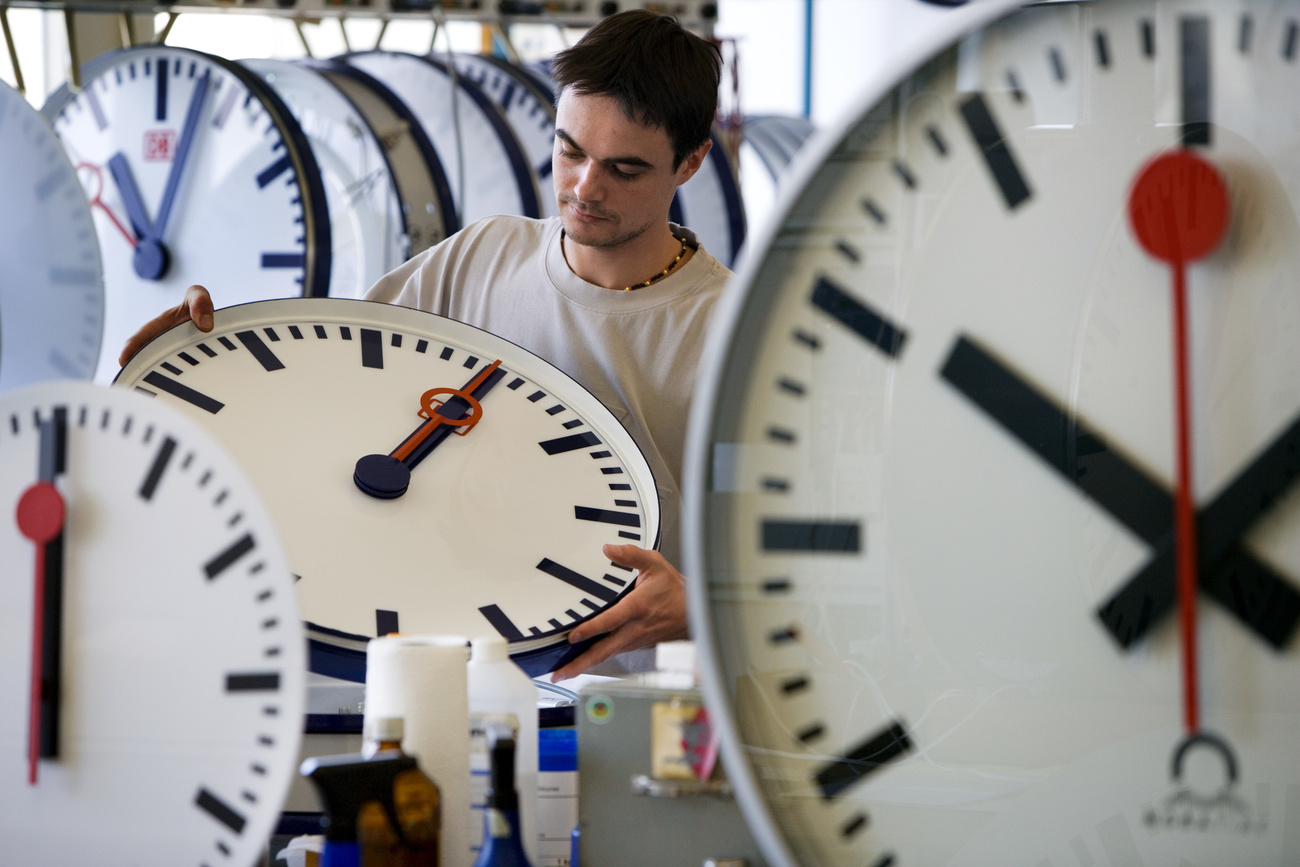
top-left (43, 45), bottom-right (333, 384)
top-left (0, 78), bottom-right (103, 393)
top-left (685, 0), bottom-right (1300, 864)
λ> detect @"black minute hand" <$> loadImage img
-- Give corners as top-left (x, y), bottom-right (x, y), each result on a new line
top-left (939, 334), bottom-right (1300, 649)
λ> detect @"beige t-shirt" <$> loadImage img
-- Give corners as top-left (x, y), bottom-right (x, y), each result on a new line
top-left (365, 215), bottom-right (732, 569)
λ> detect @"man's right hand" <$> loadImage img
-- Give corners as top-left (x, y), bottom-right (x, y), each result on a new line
top-left (119, 285), bottom-right (215, 367)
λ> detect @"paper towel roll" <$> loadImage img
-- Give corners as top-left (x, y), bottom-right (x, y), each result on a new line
top-left (365, 635), bottom-right (472, 867)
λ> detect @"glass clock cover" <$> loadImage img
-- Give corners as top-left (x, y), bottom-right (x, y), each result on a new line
top-left (685, 0), bottom-right (1300, 865)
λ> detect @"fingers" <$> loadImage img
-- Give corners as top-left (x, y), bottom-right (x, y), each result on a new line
top-left (118, 285), bottom-right (215, 366)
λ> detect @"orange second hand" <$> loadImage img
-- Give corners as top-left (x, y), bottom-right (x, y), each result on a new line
top-left (389, 359), bottom-right (502, 463)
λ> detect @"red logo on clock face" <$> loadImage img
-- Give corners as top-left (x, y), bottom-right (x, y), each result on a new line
top-left (143, 130), bottom-right (177, 162)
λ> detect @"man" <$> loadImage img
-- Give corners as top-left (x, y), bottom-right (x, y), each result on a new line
top-left (121, 10), bottom-right (731, 680)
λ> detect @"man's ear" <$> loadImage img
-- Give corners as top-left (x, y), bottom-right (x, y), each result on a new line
top-left (674, 138), bottom-right (713, 186)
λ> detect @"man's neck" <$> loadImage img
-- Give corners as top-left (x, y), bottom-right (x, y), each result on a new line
top-left (562, 225), bottom-right (690, 291)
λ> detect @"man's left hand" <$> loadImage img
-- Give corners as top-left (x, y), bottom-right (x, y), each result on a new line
top-left (550, 543), bottom-right (688, 681)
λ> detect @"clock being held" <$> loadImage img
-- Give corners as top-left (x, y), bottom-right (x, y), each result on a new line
top-left (0, 380), bottom-right (305, 865)
top-left (684, 1), bottom-right (1300, 866)
top-left (116, 297), bottom-right (660, 678)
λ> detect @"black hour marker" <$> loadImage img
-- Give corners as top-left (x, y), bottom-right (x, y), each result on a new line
top-left (205, 534), bottom-right (255, 580)
top-left (261, 253), bottom-right (303, 269)
top-left (143, 371), bottom-right (224, 414)
top-left (603, 573), bottom-right (627, 587)
top-left (536, 558), bottom-right (618, 603)
top-left (376, 609), bottom-right (399, 636)
top-left (225, 672), bottom-right (280, 692)
top-left (763, 477), bottom-right (790, 493)
top-left (539, 431), bottom-right (602, 455)
top-left (139, 436), bottom-right (177, 501)
top-left (161, 362), bottom-right (182, 375)
top-left (391, 333), bottom-right (402, 347)
top-left (575, 506), bottom-right (641, 527)
top-left (958, 93), bottom-right (1033, 210)
top-left (601, 467), bottom-right (623, 475)
top-left (769, 625), bottom-right (798, 643)
top-left (256, 154), bottom-right (293, 189)
top-left (360, 329), bottom-right (384, 369)
top-left (1141, 19), bottom-right (1155, 57)
top-left (815, 720), bottom-right (912, 800)
top-left (763, 520), bottom-right (861, 553)
top-left (289, 326), bottom-right (304, 339)
top-left (479, 604), bottom-right (525, 641)
top-left (264, 327), bottom-right (280, 342)
top-left (439, 346), bottom-right (453, 360)
top-left (416, 339), bottom-right (428, 353)
top-left (546, 405), bottom-right (565, 416)
top-left (891, 160), bottom-right (916, 188)
top-left (581, 598), bottom-right (601, 612)
top-left (314, 325), bottom-right (327, 339)
top-left (811, 276), bottom-right (908, 358)
top-left (591, 451), bottom-right (611, 459)
top-left (609, 483), bottom-right (631, 490)
top-left (861, 199), bottom-right (887, 225)
top-left (1181, 17), bottom-right (1212, 146)
top-left (619, 532), bottom-right (641, 541)
top-left (834, 240), bottom-right (861, 263)
top-left (614, 499), bottom-right (636, 508)
top-left (340, 327), bottom-right (352, 340)
top-left (179, 351), bottom-right (200, 366)
top-left (218, 336), bottom-right (237, 351)
top-left (767, 427), bottom-right (795, 444)
top-left (763, 579), bottom-right (791, 593)
top-left (563, 419), bottom-right (583, 429)
top-left (528, 391), bottom-right (545, 402)
top-left (1048, 46), bottom-right (1067, 81)
top-left (1285, 20), bottom-right (1298, 61)
top-left (155, 55), bottom-right (168, 121)
top-left (464, 355), bottom-right (479, 368)
top-left (926, 125), bottom-right (948, 156)
top-left (195, 787), bottom-right (246, 834)
top-left (1239, 15), bottom-right (1254, 54)
top-left (1095, 30), bottom-right (1111, 68)
top-left (235, 330), bottom-right (286, 372)
top-left (507, 377), bottom-right (524, 390)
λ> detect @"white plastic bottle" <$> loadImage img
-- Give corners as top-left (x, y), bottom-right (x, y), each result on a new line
top-left (467, 636), bottom-right (538, 865)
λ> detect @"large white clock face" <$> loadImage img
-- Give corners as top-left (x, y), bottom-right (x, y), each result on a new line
top-left (43, 46), bottom-right (331, 384)
top-left (685, 1), bottom-right (1300, 865)
top-left (0, 80), bottom-right (104, 392)
top-left (0, 380), bottom-right (304, 864)
top-left (244, 58), bottom-right (409, 300)
top-left (116, 298), bottom-right (659, 677)
top-left (344, 51), bottom-right (541, 225)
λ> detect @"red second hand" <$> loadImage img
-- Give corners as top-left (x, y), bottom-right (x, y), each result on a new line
top-left (1127, 150), bottom-right (1229, 735)
top-left (16, 481), bottom-right (66, 785)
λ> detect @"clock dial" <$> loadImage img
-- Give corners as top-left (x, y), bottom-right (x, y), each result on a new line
top-left (43, 46), bottom-right (331, 383)
top-left (300, 58), bottom-right (459, 255)
top-left (243, 58), bottom-right (412, 300)
top-left (684, 1), bottom-right (1300, 865)
top-left (0, 79), bottom-right (104, 391)
top-left (115, 298), bottom-right (659, 678)
top-left (450, 52), bottom-right (561, 218)
top-left (672, 130), bottom-right (747, 268)
top-left (344, 51), bottom-right (542, 224)
top-left (0, 380), bottom-right (304, 864)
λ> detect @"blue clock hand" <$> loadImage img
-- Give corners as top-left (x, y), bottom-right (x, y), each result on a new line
top-left (106, 153), bottom-right (154, 243)
top-left (152, 70), bottom-right (211, 248)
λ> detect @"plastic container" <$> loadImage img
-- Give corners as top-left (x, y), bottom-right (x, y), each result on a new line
top-left (468, 635), bottom-right (539, 864)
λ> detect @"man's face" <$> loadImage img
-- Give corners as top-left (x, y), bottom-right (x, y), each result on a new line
top-left (552, 89), bottom-right (698, 249)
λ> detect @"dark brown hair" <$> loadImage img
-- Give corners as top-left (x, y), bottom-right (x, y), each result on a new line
top-left (550, 10), bottom-right (721, 168)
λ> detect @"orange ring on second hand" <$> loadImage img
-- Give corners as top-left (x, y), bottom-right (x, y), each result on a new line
top-left (420, 387), bottom-right (485, 429)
